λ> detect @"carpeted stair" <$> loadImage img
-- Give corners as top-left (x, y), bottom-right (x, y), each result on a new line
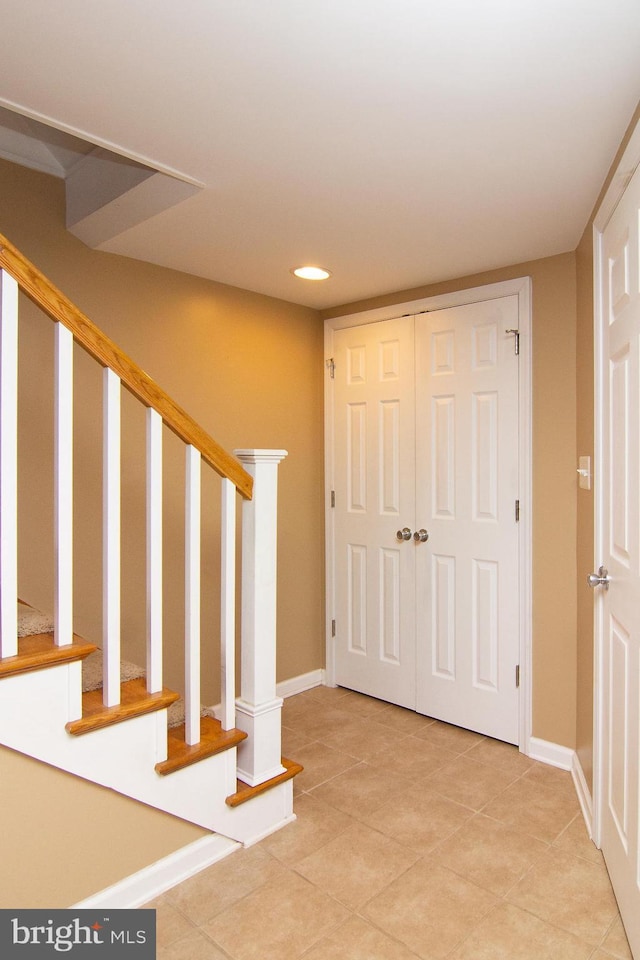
top-left (17, 601), bottom-right (215, 728)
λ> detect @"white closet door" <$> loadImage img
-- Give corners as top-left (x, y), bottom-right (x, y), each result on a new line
top-left (414, 298), bottom-right (520, 743)
top-left (333, 316), bottom-right (417, 708)
top-left (331, 297), bottom-right (521, 743)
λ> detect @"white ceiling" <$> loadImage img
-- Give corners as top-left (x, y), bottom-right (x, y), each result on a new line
top-left (0, 0), bottom-right (638, 309)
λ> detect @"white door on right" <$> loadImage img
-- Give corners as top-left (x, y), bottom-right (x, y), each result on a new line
top-left (598, 158), bottom-right (640, 956)
top-left (414, 298), bottom-right (520, 743)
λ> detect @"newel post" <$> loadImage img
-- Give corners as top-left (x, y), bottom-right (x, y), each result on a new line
top-left (233, 449), bottom-right (288, 786)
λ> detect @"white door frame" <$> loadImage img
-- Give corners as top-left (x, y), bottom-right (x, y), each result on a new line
top-left (592, 118), bottom-right (640, 846)
top-left (324, 277), bottom-right (533, 753)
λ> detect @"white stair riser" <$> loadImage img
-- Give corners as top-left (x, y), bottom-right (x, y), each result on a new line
top-left (0, 663), bottom-right (294, 844)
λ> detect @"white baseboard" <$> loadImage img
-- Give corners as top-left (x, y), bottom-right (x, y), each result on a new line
top-left (242, 812), bottom-right (297, 848)
top-left (276, 669), bottom-right (325, 699)
top-left (527, 736), bottom-right (595, 840)
top-left (210, 669), bottom-right (326, 722)
top-left (71, 834), bottom-right (240, 909)
top-left (527, 736), bottom-right (574, 771)
top-left (571, 753), bottom-right (594, 839)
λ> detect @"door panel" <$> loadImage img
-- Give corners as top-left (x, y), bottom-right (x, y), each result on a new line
top-left (333, 316), bottom-right (416, 707)
top-left (415, 299), bottom-right (520, 742)
top-left (599, 159), bottom-right (640, 954)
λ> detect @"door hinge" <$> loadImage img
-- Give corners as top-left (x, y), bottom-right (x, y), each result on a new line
top-left (326, 357), bottom-right (335, 378)
top-left (331, 619), bottom-right (336, 637)
top-left (516, 664), bottom-right (520, 688)
top-left (330, 490), bottom-right (335, 508)
top-left (515, 499), bottom-right (520, 522)
top-left (505, 329), bottom-right (520, 355)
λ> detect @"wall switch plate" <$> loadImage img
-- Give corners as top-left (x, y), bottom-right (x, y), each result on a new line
top-left (577, 455), bottom-right (591, 490)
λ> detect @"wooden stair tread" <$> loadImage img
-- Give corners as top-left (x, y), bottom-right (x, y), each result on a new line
top-left (3, 620), bottom-right (299, 819)
top-left (226, 757), bottom-right (303, 807)
top-left (0, 632), bottom-right (97, 679)
top-left (155, 717), bottom-right (248, 775)
top-left (66, 677), bottom-right (180, 736)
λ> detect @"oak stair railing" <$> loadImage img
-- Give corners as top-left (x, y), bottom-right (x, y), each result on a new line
top-left (0, 233), bottom-right (300, 834)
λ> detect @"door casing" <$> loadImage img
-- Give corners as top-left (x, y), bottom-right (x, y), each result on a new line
top-left (324, 277), bottom-right (533, 753)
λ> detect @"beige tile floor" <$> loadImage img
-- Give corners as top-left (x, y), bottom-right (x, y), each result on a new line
top-left (147, 685), bottom-right (632, 960)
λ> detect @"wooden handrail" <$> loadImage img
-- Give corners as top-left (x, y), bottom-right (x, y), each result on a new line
top-left (0, 233), bottom-right (253, 499)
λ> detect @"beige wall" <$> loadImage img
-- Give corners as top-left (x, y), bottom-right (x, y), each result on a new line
top-left (0, 745), bottom-right (207, 907)
top-left (0, 159), bottom-right (325, 696)
top-left (324, 252), bottom-right (579, 748)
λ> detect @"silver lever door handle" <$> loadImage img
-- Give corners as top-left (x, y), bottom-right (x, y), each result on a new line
top-left (396, 527), bottom-right (412, 541)
top-left (587, 565), bottom-right (610, 590)
top-left (413, 529), bottom-right (429, 543)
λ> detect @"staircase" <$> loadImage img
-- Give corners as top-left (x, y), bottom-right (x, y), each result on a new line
top-left (0, 234), bottom-right (301, 847)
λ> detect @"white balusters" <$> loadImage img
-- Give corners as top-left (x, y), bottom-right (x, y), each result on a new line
top-left (146, 408), bottom-right (163, 693)
top-left (220, 478), bottom-right (236, 731)
top-left (0, 254), bottom-right (287, 787)
top-left (234, 449), bottom-right (288, 786)
top-left (54, 323), bottom-right (73, 648)
top-left (185, 444), bottom-right (201, 745)
top-left (0, 270), bottom-right (18, 658)
top-left (103, 367), bottom-right (121, 707)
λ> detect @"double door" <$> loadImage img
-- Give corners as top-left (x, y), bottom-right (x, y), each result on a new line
top-left (330, 295), bottom-right (520, 743)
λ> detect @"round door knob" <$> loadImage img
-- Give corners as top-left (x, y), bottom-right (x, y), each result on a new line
top-left (396, 527), bottom-right (412, 541)
top-left (587, 565), bottom-right (610, 590)
top-left (413, 529), bottom-right (429, 543)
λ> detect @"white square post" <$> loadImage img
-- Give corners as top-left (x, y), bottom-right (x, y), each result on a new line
top-left (234, 449), bottom-right (287, 786)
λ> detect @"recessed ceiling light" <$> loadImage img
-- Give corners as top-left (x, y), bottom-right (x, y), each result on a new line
top-left (292, 265), bottom-right (332, 280)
